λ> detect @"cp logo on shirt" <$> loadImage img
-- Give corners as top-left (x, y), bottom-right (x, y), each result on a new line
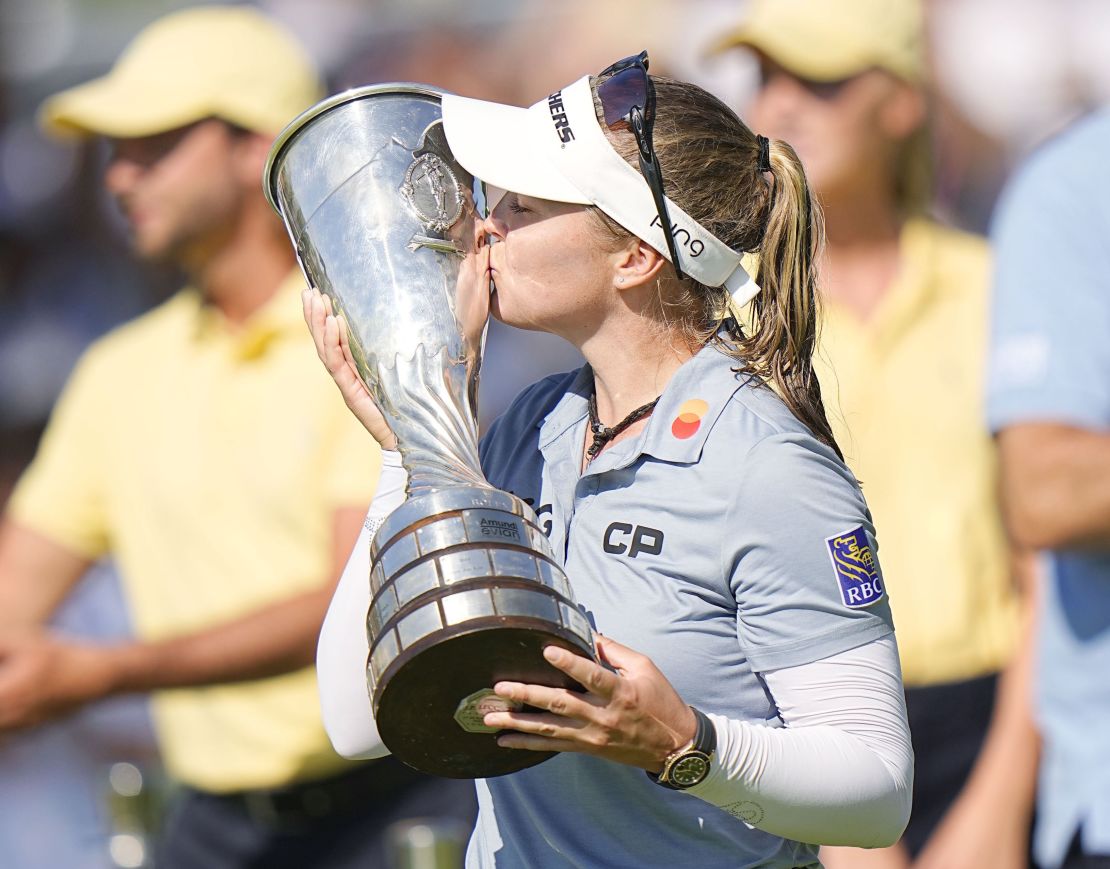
top-left (603, 522), bottom-right (665, 558)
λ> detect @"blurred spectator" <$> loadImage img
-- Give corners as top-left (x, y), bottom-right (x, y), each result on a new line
top-left (988, 108), bottom-right (1110, 869)
top-left (0, 92), bottom-right (164, 869)
top-left (0, 6), bottom-right (474, 867)
top-left (0, 562), bottom-right (160, 869)
top-left (710, 0), bottom-right (1034, 866)
top-left (930, 0), bottom-right (1110, 157)
top-left (925, 0), bottom-right (1110, 234)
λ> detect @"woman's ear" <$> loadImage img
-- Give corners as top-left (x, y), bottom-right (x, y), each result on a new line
top-left (612, 237), bottom-right (668, 290)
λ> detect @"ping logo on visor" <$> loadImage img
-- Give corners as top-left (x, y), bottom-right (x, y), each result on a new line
top-left (650, 214), bottom-right (704, 258)
top-left (544, 76), bottom-right (762, 308)
top-left (825, 527), bottom-right (885, 609)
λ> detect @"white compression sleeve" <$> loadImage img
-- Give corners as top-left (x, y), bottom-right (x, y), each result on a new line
top-left (315, 450), bottom-right (407, 759)
top-left (685, 634), bottom-right (914, 848)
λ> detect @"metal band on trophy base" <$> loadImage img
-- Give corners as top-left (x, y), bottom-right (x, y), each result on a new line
top-left (264, 84), bottom-right (598, 778)
top-left (366, 487), bottom-right (594, 778)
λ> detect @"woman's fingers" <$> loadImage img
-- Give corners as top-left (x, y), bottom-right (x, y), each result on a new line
top-left (486, 647), bottom-right (620, 750)
top-left (322, 313), bottom-right (348, 377)
top-left (491, 680), bottom-right (603, 722)
top-left (487, 646), bottom-right (617, 722)
top-left (489, 710), bottom-right (588, 754)
top-left (301, 287), bottom-right (312, 326)
top-left (301, 287), bottom-right (397, 449)
top-left (308, 291), bottom-right (354, 383)
top-left (337, 314), bottom-right (360, 372)
top-left (541, 644), bottom-right (620, 698)
top-left (485, 641), bottom-right (695, 769)
top-left (304, 288), bottom-right (331, 363)
top-left (483, 704), bottom-right (600, 755)
top-left (493, 731), bottom-right (582, 754)
top-left (594, 634), bottom-right (649, 675)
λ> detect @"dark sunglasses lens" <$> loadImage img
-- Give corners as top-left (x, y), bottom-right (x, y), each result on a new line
top-left (598, 65), bottom-right (648, 127)
top-left (803, 77), bottom-right (854, 100)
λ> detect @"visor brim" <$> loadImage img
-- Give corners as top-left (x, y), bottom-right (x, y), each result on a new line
top-left (442, 93), bottom-right (591, 206)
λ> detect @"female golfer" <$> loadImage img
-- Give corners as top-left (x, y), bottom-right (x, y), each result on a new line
top-left (307, 53), bottom-right (913, 868)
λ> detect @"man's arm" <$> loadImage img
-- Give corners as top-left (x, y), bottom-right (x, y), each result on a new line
top-left (912, 550), bottom-right (1040, 869)
top-left (0, 505), bottom-right (366, 730)
top-left (0, 519), bottom-right (93, 630)
top-left (997, 423), bottom-right (1110, 550)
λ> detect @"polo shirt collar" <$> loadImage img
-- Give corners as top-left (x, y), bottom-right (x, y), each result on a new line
top-left (632, 341), bottom-right (748, 465)
top-left (536, 339), bottom-right (748, 467)
top-left (824, 218), bottom-right (939, 350)
top-left (537, 365), bottom-right (593, 450)
top-left (190, 270), bottom-right (306, 356)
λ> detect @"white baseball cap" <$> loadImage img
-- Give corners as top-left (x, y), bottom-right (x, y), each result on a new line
top-left (441, 72), bottom-right (760, 307)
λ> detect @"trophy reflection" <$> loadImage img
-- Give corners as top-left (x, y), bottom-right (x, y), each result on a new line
top-left (265, 84), bottom-right (596, 778)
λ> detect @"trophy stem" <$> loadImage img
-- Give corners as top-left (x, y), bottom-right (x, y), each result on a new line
top-left (374, 346), bottom-right (487, 496)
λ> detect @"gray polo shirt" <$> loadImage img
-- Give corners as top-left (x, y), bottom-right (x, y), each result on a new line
top-left (469, 340), bottom-right (894, 868)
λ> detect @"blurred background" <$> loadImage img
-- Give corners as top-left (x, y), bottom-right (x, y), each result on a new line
top-left (4, 0), bottom-right (1110, 477)
top-left (1, 0), bottom-right (1108, 866)
top-left (5, 0), bottom-right (1110, 483)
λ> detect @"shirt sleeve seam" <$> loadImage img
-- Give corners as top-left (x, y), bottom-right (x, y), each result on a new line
top-left (744, 620), bottom-right (894, 673)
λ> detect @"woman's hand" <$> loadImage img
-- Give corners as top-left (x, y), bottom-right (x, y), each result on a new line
top-left (483, 634), bottom-right (698, 771)
top-left (302, 287), bottom-right (398, 450)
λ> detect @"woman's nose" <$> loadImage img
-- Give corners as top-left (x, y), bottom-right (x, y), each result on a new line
top-left (478, 212), bottom-right (505, 243)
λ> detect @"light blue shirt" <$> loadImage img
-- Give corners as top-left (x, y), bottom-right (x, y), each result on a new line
top-left (987, 109), bottom-right (1110, 868)
top-left (469, 342), bottom-right (893, 868)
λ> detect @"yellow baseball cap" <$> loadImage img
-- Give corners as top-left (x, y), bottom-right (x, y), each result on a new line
top-left (708, 0), bottom-right (925, 84)
top-left (40, 5), bottom-right (323, 139)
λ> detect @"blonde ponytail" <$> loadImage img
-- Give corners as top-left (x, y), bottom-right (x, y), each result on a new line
top-left (590, 77), bottom-right (842, 459)
top-left (736, 140), bottom-right (842, 459)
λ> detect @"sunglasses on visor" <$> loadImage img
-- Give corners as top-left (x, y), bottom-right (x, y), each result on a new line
top-left (595, 51), bottom-right (685, 281)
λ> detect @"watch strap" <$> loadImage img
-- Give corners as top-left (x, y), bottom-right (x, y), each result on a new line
top-left (647, 706), bottom-right (716, 790)
top-left (691, 706), bottom-right (716, 757)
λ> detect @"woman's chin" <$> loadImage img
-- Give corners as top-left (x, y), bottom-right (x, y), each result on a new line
top-left (490, 293), bottom-right (523, 327)
top-left (489, 294), bottom-right (551, 333)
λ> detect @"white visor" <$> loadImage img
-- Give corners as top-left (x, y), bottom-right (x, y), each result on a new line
top-left (442, 75), bottom-right (760, 307)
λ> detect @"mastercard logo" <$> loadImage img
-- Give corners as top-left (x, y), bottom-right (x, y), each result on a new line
top-left (671, 399), bottom-right (709, 439)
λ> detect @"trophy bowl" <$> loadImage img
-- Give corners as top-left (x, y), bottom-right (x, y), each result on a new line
top-left (265, 84), bottom-right (597, 778)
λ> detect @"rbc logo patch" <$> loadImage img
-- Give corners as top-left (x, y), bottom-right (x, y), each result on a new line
top-left (825, 527), bottom-right (885, 609)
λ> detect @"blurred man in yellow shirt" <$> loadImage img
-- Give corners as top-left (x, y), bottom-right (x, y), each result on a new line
top-left (711, 1), bottom-right (1035, 867)
top-left (0, 7), bottom-right (474, 866)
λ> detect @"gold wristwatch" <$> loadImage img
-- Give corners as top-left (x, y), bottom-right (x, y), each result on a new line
top-left (648, 707), bottom-right (716, 790)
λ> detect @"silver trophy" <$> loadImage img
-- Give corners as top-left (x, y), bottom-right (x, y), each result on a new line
top-left (264, 85), bottom-right (596, 778)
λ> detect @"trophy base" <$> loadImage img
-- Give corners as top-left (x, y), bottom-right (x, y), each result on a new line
top-left (375, 618), bottom-right (592, 778)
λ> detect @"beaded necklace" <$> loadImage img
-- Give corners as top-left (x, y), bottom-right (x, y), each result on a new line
top-left (586, 392), bottom-right (660, 461)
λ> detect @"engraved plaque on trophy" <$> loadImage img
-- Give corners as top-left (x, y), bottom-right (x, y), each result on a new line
top-left (265, 85), bottom-right (596, 778)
